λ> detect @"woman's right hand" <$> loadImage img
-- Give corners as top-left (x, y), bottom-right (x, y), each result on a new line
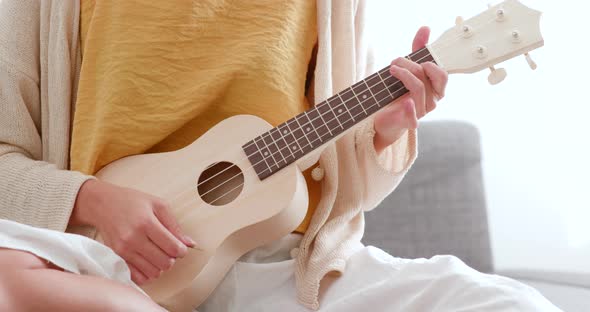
top-left (71, 179), bottom-right (196, 285)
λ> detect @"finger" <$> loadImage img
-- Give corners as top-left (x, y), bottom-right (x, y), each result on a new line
top-left (413, 26), bottom-right (431, 52)
top-left (128, 262), bottom-right (148, 285)
top-left (402, 98), bottom-right (419, 129)
top-left (152, 200), bottom-right (196, 248)
top-left (391, 57), bottom-right (425, 81)
top-left (138, 239), bottom-right (176, 271)
top-left (390, 65), bottom-right (426, 118)
top-left (147, 217), bottom-right (188, 259)
top-left (129, 252), bottom-right (161, 281)
top-left (422, 62), bottom-right (448, 101)
top-left (391, 57), bottom-right (436, 116)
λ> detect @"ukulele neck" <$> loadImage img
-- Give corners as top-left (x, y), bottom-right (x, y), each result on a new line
top-left (243, 47), bottom-right (435, 180)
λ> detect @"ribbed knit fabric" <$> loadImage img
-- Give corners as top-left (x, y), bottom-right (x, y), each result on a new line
top-left (0, 0), bottom-right (94, 234)
top-left (0, 0), bottom-right (417, 310)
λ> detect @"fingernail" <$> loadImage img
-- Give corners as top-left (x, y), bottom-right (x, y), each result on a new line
top-left (183, 235), bottom-right (197, 247)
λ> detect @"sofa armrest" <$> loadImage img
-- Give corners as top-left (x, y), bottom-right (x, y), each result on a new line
top-left (363, 120), bottom-right (494, 273)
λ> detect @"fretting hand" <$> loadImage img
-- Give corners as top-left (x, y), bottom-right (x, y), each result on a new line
top-left (373, 26), bottom-right (449, 154)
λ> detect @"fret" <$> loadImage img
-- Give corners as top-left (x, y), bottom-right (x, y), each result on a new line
top-left (276, 124), bottom-right (297, 160)
top-left (393, 85), bottom-right (409, 99)
top-left (324, 98), bottom-right (344, 131)
top-left (337, 93), bottom-right (356, 122)
top-left (242, 140), bottom-right (259, 163)
top-left (337, 88), bottom-right (357, 120)
top-left (410, 47), bottom-right (430, 62)
top-left (253, 136), bottom-right (274, 171)
top-left (316, 102), bottom-right (341, 135)
top-left (278, 122), bottom-right (303, 158)
top-left (261, 131), bottom-right (285, 166)
top-left (347, 95), bottom-right (366, 120)
top-left (307, 108), bottom-right (330, 139)
top-left (357, 83), bottom-right (379, 117)
top-left (383, 73), bottom-right (404, 98)
top-left (377, 70), bottom-right (395, 101)
top-left (244, 140), bottom-right (269, 179)
top-left (292, 113), bottom-right (314, 151)
top-left (296, 113), bottom-right (321, 147)
top-left (351, 82), bottom-right (376, 114)
top-left (349, 83), bottom-right (368, 114)
top-left (367, 72), bottom-right (391, 105)
top-left (286, 119), bottom-right (310, 155)
top-left (270, 128), bottom-right (293, 163)
top-left (329, 97), bottom-right (355, 129)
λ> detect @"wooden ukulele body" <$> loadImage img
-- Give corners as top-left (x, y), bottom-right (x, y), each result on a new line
top-left (95, 115), bottom-right (308, 311)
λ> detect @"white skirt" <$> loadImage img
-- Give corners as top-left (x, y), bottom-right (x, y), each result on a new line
top-left (0, 219), bottom-right (560, 312)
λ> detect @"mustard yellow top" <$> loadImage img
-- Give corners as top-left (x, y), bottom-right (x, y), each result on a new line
top-left (73, 0), bottom-right (319, 234)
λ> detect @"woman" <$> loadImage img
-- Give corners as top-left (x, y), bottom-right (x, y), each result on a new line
top-left (0, 0), bottom-right (559, 311)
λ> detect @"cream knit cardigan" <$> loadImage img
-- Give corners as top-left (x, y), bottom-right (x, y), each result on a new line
top-left (0, 0), bottom-right (417, 310)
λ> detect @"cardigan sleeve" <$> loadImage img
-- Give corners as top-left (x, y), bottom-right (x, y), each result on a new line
top-left (352, 0), bottom-right (418, 211)
top-left (0, 64), bottom-right (92, 233)
top-left (0, 0), bottom-right (93, 232)
top-left (355, 118), bottom-right (417, 211)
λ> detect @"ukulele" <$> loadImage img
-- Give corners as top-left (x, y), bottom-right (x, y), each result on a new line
top-left (95, 0), bottom-right (544, 310)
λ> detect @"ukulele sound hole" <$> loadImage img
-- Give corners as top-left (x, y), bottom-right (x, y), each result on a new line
top-left (197, 162), bottom-right (244, 206)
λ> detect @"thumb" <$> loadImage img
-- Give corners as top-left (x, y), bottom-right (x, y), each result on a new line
top-left (412, 26), bottom-right (431, 52)
top-left (153, 201), bottom-right (196, 248)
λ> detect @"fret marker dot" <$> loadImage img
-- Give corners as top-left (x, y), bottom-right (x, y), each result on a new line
top-left (338, 109), bottom-right (343, 114)
top-left (306, 127), bottom-right (311, 132)
top-left (292, 145), bottom-right (297, 150)
top-left (264, 151), bottom-right (269, 156)
top-left (362, 94), bottom-right (367, 99)
top-left (283, 130), bottom-right (288, 135)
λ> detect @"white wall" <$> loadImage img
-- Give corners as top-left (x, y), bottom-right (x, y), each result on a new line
top-left (370, 0), bottom-right (590, 274)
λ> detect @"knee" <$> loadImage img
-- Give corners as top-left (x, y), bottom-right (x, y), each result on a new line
top-left (0, 249), bottom-right (54, 311)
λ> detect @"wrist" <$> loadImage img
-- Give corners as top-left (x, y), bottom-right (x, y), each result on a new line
top-left (71, 179), bottom-right (101, 227)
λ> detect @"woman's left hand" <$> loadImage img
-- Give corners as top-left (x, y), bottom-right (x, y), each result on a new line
top-left (373, 26), bottom-right (449, 154)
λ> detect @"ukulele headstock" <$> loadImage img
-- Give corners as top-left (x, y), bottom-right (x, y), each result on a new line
top-left (428, 0), bottom-right (544, 85)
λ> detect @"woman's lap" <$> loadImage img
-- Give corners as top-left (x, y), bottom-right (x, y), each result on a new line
top-left (199, 241), bottom-right (561, 312)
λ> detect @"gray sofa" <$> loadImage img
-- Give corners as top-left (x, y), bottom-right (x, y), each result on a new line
top-left (363, 120), bottom-right (493, 273)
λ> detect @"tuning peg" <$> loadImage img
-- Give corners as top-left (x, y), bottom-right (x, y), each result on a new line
top-left (524, 53), bottom-right (537, 70)
top-left (455, 16), bottom-right (464, 25)
top-left (488, 66), bottom-right (507, 85)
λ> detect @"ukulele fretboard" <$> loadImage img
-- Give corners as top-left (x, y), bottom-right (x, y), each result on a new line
top-left (243, 47), bottom-right (435, 180)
